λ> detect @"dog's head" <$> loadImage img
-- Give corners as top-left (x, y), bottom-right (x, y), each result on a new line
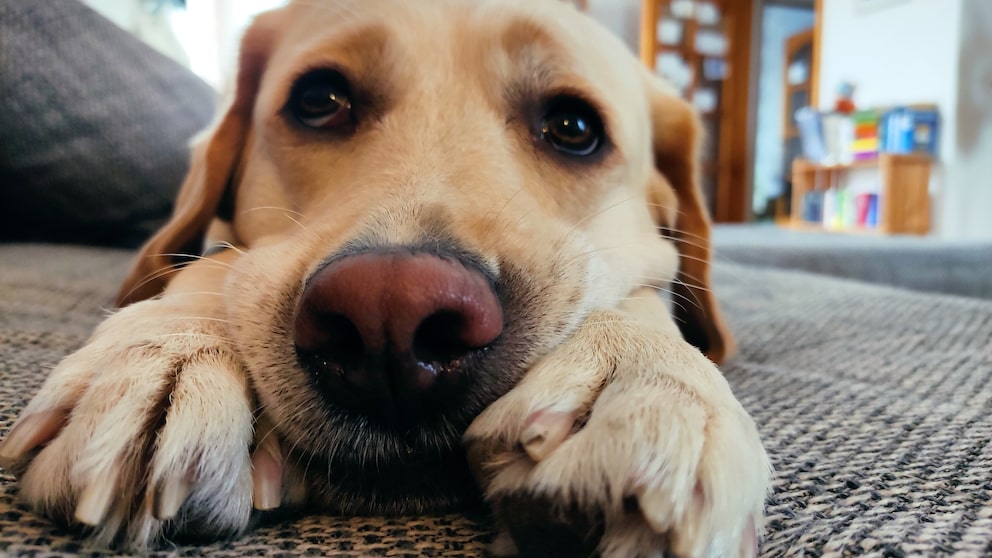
top-left (117, 0), bottom-right (733, 513)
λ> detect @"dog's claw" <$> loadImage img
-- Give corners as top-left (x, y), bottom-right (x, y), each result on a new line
top-left (489, 526), bottom-right (520, 557)
top-left (0, 408), bottom-right (67, 464)
top-left (636, 484), bottom-right (678, 534)
top-left (251, 436), bottom-right (283, 510)
top-left (75, 472), bottom-right (117, 526)
top-left (520, 409), bottom-right (574, 462)
top-left (153, 475), bottom-right (192, 520)
top-left (742, 518), bottom-right (759, 558)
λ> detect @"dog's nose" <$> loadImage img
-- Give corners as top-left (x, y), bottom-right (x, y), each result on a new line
top-left (294, 250), bottom-right (503, 425)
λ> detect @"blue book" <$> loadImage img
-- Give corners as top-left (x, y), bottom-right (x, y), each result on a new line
top-left (866, 194), bottom-right (879, 228)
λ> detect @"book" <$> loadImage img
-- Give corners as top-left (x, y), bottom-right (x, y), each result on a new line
top-left (880, 106), bottom-right (940, 155)
top-left (866, 194), bottom-right (879, 228)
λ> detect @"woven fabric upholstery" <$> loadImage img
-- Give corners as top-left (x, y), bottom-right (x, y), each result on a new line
top-left (714, 224), bottom-right (992, 300)
top-left (2, 243), bottom-right (991, 556)
top-left (0, 1), bottom-right (216, 246)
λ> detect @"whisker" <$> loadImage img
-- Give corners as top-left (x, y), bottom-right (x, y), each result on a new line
top-left (143, 332), bottom-right (235, 344)
top-left (252, 417), bottom-right (281, 452)
top-left (638, 274), bottom-right (713, 295)
top-left (119, 263), bottom-right (190, 302)
top-left (560, 193), bottom-right (640, 242)
top-left (656, 232), bottom-right (711, 253)
top-left (159, 316), bottom-right (235, 325)
top-left (635, 282), bottom-right (700, 312)
top-left (242, 205), bottom-right (305, 218)
top-left (482, 187), bottom-right (527, 253)
top-left (239, 205), bottom-right (319, 241)
top-left (157, 291), bottom-right (227, 299)
top-left (211, 241), bottom-right (248, 257)
top-left (157, 253), bottom-right (237, 270)
top-left (119, 251), bottom-right (249, 304)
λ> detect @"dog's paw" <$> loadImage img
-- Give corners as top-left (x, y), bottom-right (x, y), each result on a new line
top-left (0, 298), bottom-right (268, 549)
top-left (465, 311), bottom-right (771, 558)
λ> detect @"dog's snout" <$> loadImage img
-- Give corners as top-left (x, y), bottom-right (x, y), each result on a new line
top-left (294, 250), bottom-right (503, 425)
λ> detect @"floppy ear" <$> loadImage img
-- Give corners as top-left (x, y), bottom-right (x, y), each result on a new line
top-left (116, 11), bottom-right (281, 307)
top-left (644, 79), bottom-right (735, 364)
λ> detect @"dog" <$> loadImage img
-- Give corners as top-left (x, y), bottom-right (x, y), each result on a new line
top-left (0, 0), bottom-right (770, 555)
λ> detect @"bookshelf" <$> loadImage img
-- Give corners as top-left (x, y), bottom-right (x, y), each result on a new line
top-left (638, 0), bottom-right (753, 222)
top-left (789, 153), bottom-right (932, 235)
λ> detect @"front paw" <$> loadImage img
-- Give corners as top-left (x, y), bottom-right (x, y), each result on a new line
top-left (465, 312), bottom-right (771, 558)
top-left (0, 299), bottom-right (259, 549)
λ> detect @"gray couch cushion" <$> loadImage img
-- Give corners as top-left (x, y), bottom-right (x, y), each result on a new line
top-left (1, 244), bottom-right (991, 555)
top-left (715, 224), bottom-right (992, 300)
top-left (0, 1), bottom-right (216, 247)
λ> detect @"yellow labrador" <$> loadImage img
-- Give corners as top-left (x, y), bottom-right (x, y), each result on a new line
top-left (0, 0), bottom-right (770, 555)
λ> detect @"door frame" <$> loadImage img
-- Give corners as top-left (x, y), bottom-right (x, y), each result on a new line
top-left (742, 0), bottom-right (818, 220)
top-left (715, 0), bottom-right (755, 223)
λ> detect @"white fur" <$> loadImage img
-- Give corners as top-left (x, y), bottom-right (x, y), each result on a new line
top-left (8, 297), bottom-right (256, 549)
top-left (465, 290), bottom-right (771, 558)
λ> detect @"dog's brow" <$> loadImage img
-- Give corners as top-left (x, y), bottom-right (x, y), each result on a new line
top-left (494, 15), bottom-right (605, 116)
top-left (311, 24), bottom-right (390, 62)
top-left (285, 23), bottom-right (394, 107)
top-left (500, 17), bottom-right (563, 88)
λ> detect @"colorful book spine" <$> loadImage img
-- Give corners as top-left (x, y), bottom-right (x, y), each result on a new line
top-left (880, 106), bottom-right (940, 155)
top-left (822, 187), bottom-right (836, 229)
top-left (866, 194), bottom-right (879, 228)
top-left (803, 191), bottom-right (825, 223)
top-left (850, 110), bottom-right (880, 160)
top-left (855, 193), bottom-right (872, 228)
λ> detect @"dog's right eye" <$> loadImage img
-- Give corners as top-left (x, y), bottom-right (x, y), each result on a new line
top-left (539, 96), bottom-right (605, 158)
top-left (288, 70), bottom-right (354, 130)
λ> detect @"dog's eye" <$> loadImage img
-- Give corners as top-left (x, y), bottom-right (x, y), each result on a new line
top-left (289, 70), bottom-right (354, 129)
top-left (540, 97), bottom-right (604, 157)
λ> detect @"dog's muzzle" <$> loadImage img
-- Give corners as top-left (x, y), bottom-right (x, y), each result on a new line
top-left (294, 248), bottom-right (503, 427)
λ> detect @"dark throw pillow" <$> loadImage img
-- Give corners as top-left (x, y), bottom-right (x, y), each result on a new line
top-left (0, 0), bottom-right (217, 247)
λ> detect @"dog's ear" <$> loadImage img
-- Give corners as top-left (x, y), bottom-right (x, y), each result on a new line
top-left (116, 11), bottom-right (281, 307)
top-left (644, 77), bottom-right (735, 364)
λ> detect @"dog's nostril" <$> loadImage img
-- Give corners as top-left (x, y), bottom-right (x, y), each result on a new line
top-left (312, 313), bottom-right (364, 372)
top-left (412, 311), bottom-right (471, 367)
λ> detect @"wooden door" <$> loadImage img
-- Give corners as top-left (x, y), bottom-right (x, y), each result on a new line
top-left (639, 0), bottom-right (754, 222)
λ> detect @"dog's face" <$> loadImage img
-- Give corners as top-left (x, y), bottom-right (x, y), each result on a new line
top-left (117, 0), bottom-right (731, 514)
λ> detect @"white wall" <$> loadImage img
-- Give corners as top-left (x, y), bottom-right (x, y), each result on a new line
top-left (817, 0), bottom-right (992, 239)
top-left (586, 0), bottom-right (642, 53)
top-left (84, 0), bottom-right (189, 67)
top-left (943, 0), bottom-right (992, 240)
top-left (173, 0), bottom-right (642, 90)
top-left (817, 0), bottom-right (961, 160)
top-left (171, 0), bottom-right (289, 90)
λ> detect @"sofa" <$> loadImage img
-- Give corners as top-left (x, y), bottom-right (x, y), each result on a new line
top-left (3, 234), bottom-right (992, 556)
top-left (3, 1), bottom-right (992, 556)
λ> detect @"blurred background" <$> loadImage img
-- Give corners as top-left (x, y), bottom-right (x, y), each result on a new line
top-left (84, 0), bottom-right (991, 241)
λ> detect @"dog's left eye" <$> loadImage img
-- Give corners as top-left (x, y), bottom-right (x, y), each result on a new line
top-left (540, 97), bottom-right (604, 157)
top-left (288, 70), bottom-right (354, 129)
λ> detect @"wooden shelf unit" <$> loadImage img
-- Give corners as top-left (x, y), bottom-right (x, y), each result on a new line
top-left (782, 28), bottom-right (814, 141)
top-left (789, 153), bottom-right (932, 235)
top-left (638, 0), bottom-right (754, 223)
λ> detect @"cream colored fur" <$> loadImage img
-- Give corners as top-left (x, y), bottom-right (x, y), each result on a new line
top-left (0, 1), bottom-right (771, 555)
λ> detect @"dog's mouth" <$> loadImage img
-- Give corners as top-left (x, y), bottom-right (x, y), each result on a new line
top-left (295, 343), bottom-right (498, 429)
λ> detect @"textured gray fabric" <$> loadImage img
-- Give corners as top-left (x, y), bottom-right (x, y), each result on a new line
top-left (714, 224), bottom-right (992, 299)
top-left (0, 1), bottom-right (216, 246)
top-left (2, 243), bottom-right (992, 556)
